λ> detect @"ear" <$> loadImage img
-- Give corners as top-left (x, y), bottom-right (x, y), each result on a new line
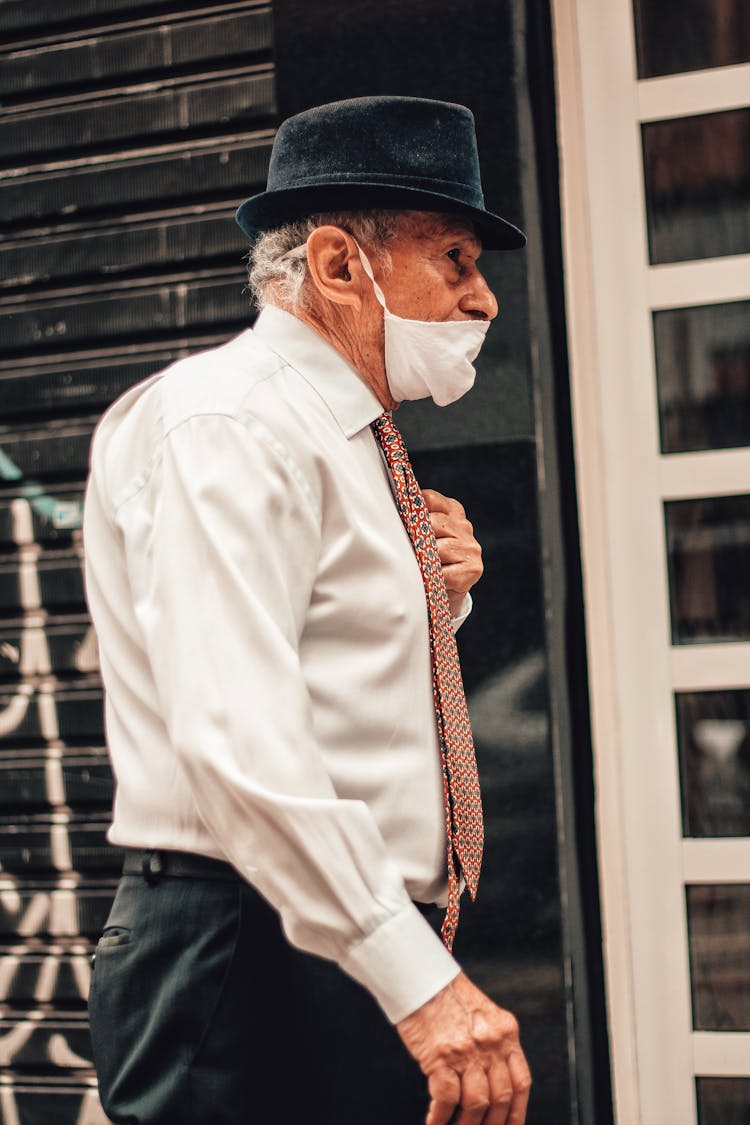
top-left (305, 226), bottom-right (367, 309)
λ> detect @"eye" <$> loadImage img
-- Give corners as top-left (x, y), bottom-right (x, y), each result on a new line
top-left (446, 247), bottom-right (462, 263)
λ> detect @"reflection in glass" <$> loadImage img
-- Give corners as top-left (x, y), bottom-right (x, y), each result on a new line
top-left (697, 1077), bottom-right (750, 1125)
top-left (688, 885), bottom-right (750, 1030)
top-left (676, 690), bottom-right (750, 836)
top-left (642, 109), bottom-right (750, 264)
top-left (665, 495), bottom-right (750, 643)
top-left (655, 301), bottom-right (750, 453)
top-left (633, 0), bottom-right (750, 78)
top-left (412, 443), bottom-right (571, 1120)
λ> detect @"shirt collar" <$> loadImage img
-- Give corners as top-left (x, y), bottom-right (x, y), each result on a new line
top-left (252, 305), bottom-right (384, 438)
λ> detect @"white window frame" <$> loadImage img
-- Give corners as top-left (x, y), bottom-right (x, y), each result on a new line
top-left (550, 1), bottom-right (750, 1122)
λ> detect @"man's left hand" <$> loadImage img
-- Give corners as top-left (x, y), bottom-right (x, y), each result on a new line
top-left (422, 489), bottom-right (483, 618)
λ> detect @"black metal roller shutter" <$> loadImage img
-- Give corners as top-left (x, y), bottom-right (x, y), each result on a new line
top-left (0, 4), bottom-right (276, 1120)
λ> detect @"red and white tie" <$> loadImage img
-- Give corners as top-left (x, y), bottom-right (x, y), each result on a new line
top-left (372, 411), bottom-right (484, 950)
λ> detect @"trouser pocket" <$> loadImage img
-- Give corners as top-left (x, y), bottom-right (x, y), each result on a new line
top-left (88, 875), bottom-right (241, 1125)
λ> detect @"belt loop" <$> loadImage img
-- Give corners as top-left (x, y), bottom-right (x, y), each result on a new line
top-left (142, 850), bottom-right (163, 885)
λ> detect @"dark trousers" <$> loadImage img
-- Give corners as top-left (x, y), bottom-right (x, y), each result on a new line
top-left (89, 852), bottom-right (432, 1124)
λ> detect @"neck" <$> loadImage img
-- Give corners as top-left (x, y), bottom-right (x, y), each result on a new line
top-left (277, 301), bottom-right (397, 411)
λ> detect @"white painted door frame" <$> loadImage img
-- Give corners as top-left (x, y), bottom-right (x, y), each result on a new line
top-left (550, 1), bottom-right (750, 1122)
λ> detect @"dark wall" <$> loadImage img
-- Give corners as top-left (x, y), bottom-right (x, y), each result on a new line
top-left (271, 3), bottom-right (576, 1121)
top-left (274, 0), bottom-right (522, 212)
top-left (274, 0), bottom-right (534, 454)
top-left (0, 3), bottom-right (277, 1121)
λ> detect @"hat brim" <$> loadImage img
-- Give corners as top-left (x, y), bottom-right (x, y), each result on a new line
top-left (236, 182), bottom-right (526, 251)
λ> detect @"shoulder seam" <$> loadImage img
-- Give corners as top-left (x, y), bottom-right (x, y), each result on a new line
top-left (113, 408), bottom-right (321, 523)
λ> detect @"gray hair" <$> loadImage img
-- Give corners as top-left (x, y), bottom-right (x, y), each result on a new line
top-left (246, 210), bottom-right (400, 311)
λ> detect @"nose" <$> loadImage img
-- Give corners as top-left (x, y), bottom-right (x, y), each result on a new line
top-left (459, 267), bottom-right (499, 320)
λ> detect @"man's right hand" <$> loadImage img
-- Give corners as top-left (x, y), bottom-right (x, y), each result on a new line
top-left (396, 972), bottom-right (531, 1125)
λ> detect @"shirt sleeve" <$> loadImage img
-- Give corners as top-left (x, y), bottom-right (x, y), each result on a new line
top-left (117, 411), bottom-right (460, 1023)
top-left (452, 592), bottom-right (473, 632)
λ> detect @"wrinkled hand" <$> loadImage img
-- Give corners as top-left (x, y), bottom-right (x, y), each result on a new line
top-left (422, 490), bottom-right (483, 617)
top-left (397, 973), bottom-right (531, 1125)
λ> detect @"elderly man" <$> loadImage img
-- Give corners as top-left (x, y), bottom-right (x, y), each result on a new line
top-left (84, 96), bottom-right (531, 1125)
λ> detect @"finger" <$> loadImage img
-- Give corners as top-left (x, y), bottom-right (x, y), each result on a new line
top-left (484, 1063), bottom-right (514, 1125)
top-left (441, 561), bottom-right (483, 592)
top-left (505, 1051), bottom-right (532, 1125)
top-left (435, 539), bottom-right (477, 565)
top-left (422, 489), bottom-right (465, 518)
top-left (426, 1068), bottom-right (461, 1125)
top-left (454, 1065), bottom-right (491, 1125)
top-left (429, 512), bottom-right (457, 538)
top-left (430, 513), bottom-right (474, 542)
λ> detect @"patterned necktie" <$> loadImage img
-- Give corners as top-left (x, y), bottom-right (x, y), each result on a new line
top-left (372, 411), bottom-right (483, 950)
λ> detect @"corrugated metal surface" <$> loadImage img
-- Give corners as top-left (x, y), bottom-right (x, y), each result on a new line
top-left (0, 3), bottom-right (276, 1119)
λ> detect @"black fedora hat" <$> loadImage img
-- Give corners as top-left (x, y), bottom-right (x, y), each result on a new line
top-left (235, 96), bottom-right (526, 251)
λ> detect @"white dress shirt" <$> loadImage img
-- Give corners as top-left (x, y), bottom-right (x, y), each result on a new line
top-left (83, 305), bottom-right (468, 1022)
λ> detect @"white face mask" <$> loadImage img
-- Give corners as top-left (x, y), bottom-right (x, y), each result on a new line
top-left (355, 243), bottom-right (491, 407)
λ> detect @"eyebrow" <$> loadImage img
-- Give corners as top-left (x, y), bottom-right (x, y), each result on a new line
top-left (435, 227), bottom-right (483, 257)
top-left (405, 214), bottom-right (483, 256)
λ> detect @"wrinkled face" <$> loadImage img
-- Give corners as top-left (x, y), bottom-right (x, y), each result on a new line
top-left (376, 212), bottom-right (499, 323)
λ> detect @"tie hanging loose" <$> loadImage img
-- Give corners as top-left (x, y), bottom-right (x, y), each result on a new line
top-left (372, 411), bottom-right (484, 950)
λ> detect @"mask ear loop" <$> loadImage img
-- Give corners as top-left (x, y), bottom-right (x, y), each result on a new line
top-left (280, 239), bottom-right (387, 308)
top-left (350, 240), bottom-right (388, 311)
top-left (280, 244), bottom-right (308, 262)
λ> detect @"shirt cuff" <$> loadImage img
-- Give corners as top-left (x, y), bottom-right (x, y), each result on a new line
top-left (339, 902), bottom-right (461, 1024)
top-left (452, 591), bottom-right (473, 633)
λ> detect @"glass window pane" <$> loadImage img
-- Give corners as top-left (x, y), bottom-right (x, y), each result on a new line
top-left (656, 301), bottom-right (750, 454)
top-left (634, 0), bottom-right (750, 78)
top-left (688, 885), bottom-right (750, 1030)
top-left (642, 109), bottom-right (750, 264)
top-left (697, 1077), bottom-right (750, 1125)
top-left (676, 690), bottom-right (750, 836)
top-left (666, 495), bottom-right (750, 643)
